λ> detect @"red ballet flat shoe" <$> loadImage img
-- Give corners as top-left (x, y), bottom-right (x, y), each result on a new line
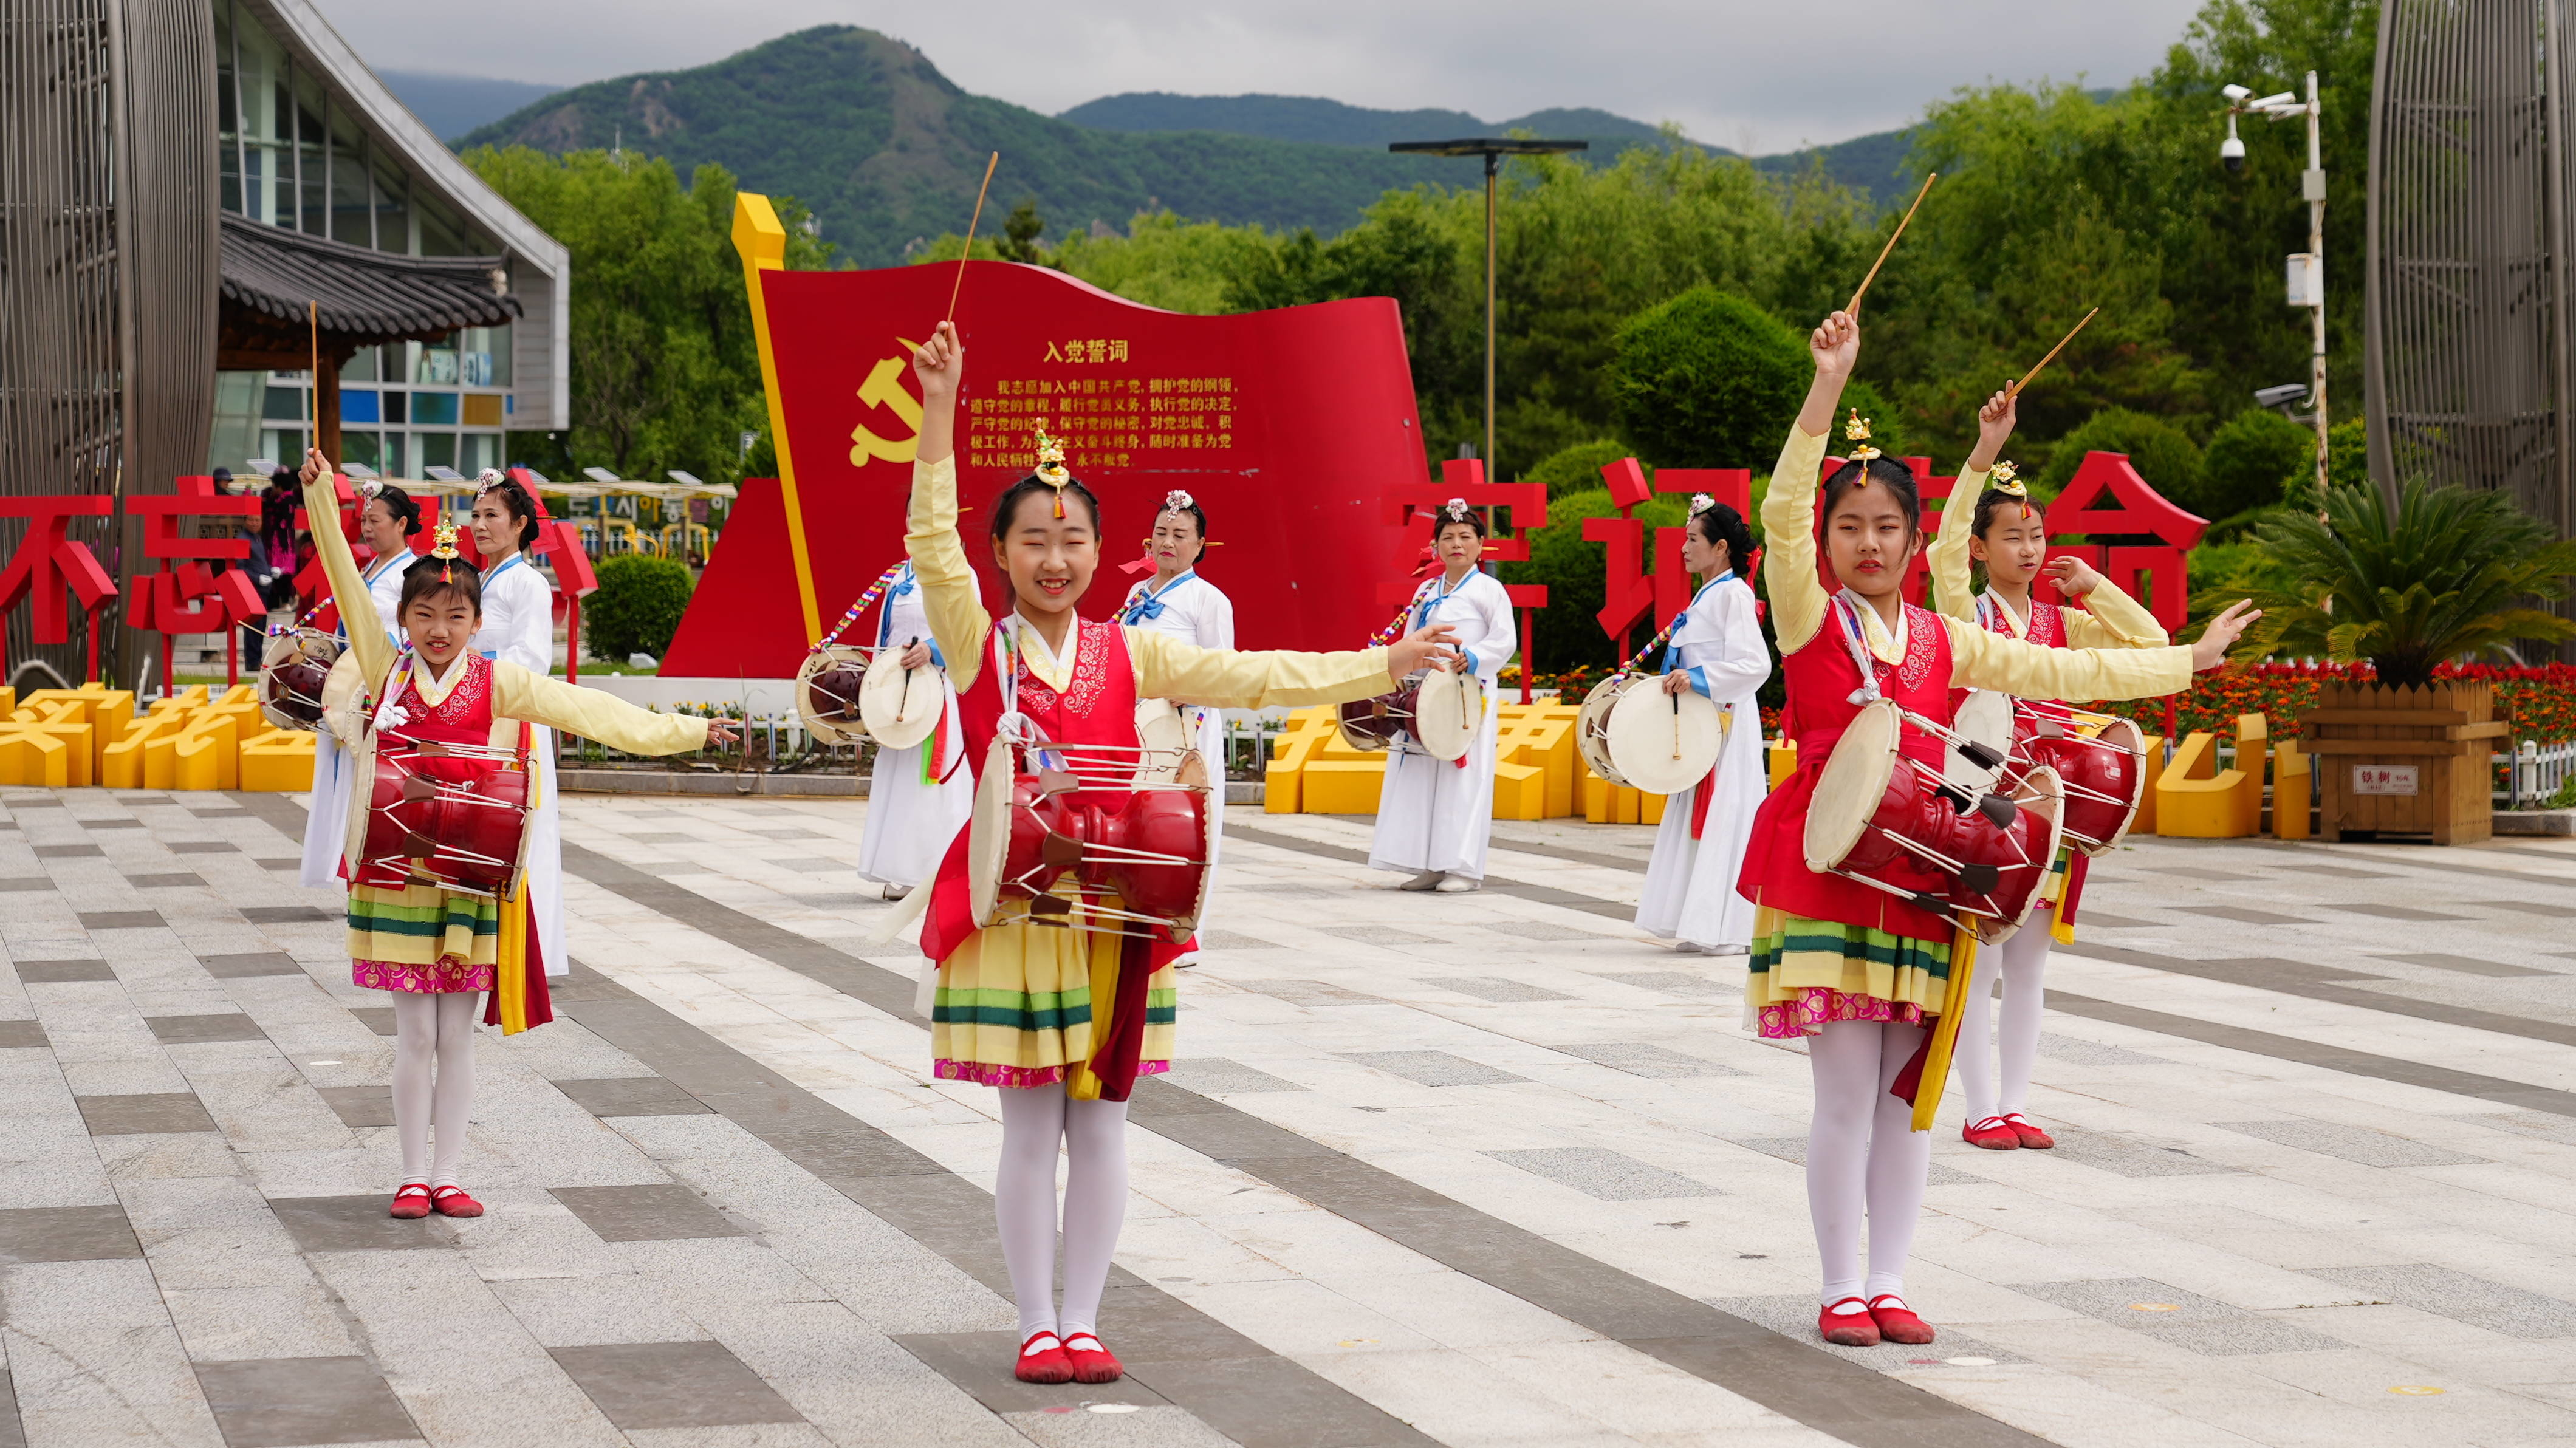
top-left (2004, 1113), bottom-right (2055, 1150)
top-left (1013, 1330), bottom-right (1074, 1385)
top-left (1963, 1116), bottom-right (2022, 1151)
top-left (1818, 1297), bottom-right (1882, 1347)
top-left (428, 1186), bottom-right (484, 1218)
top-left (1062, 1331), bottom-right (1123, 1384)
top-left (1868, 1295), bottom-right (1936, 1345)
top-left (388, 1182), bottom-right (433, 1220)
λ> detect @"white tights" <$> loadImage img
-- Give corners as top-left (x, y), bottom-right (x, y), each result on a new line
top-left (1805, 1019), bottom-right (1932, 1305)
top-left (391, 992), bottom-right (479, 1189)
top-left (1954, 926), bottom-right (2051, 1124)
top-left (995, 1086), bottom-right (1131, 1340)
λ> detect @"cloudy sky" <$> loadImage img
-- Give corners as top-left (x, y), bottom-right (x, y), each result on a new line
top-left (320, 0), bottom-right (2211, 148)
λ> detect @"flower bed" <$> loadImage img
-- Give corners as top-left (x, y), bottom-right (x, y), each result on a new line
top-left (2080, 661), bottom-right (2576, 745)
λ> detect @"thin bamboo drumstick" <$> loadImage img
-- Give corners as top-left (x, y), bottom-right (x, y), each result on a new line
top-left (945, 152), bottom-right (1001, 324)
top-left (307, 300), bottom-right (318, 462)
top-left (2007, 307), bottom-right (2100, 400)
top-left (1845, 172), bottom-right (1937, 315)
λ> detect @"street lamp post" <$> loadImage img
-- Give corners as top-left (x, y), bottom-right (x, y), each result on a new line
top-left (1387, 138), bottom-right (1588, 485)
top-left (2224, 72), bottom-right (2329, 499)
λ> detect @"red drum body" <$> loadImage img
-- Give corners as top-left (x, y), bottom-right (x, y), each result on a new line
top-left (1338, 680), bottom-right (1421, 753)
top-left (351, 741), bottom-right (533, 898)
top-left (968, 736), bottom-right (1216, 942)
top-left (2009, 706), bottom-right (2146, 856)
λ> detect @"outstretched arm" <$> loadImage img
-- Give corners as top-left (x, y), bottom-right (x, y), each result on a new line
top-left (905, 323), bottom-right (995, 691)
top-left (492, 663), bottom-right (728, 752)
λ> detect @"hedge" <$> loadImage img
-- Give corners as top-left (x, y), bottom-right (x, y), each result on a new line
top-left (584, 553), bottom-right (696, 662)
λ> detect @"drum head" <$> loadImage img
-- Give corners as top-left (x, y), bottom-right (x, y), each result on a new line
top-left (795, 646), bottom-right (871, 746)
top-left (1176, 749), bottom-right (1218, 943)
top-left (1134, 699), bottom-right (1189, 782)
top-left (862, 651), bottom-right (942, 750)
top-left (967, 737), bottom-right (1015, 928)
top-left (1606, 681), bottom-right (1725, 796)
top-left (1414, 668), bottom-right (1482, 762)
top-left (1576, 675), bottom-right (1629, 785)
top-left (1804, 700), bottom-right (1903, 873)
top-left (1945, 689), bottom-right (2015, 793)
top-left (1338, 681), bottom-right (1417, 754)
top-left (1978, 764), bottom-right (2067, 943)
top-left (340, 728), bottom-right (378, 883)
top-left (258, 630), bottom-right (343, 734)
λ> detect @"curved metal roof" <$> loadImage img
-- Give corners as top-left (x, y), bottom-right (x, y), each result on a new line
top-left (217, 213), bottom-right (520, 348)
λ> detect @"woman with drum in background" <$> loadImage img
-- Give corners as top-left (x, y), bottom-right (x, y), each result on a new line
top-left (1927, 391), bottom-right (2170, 1154)
top-left (1634, 495), bottom-right (1770, 954)
top-left (857, 559), bottom-right (973, 901)
top-left (296, 449), bottom-right (732, 1222)
top-left (1369, 500), bottom-right (1515, 893)
top-left (1747, 312), bottom-right (2253, 1349)
top-left (468, 473), bottom-right (569, 989)
top-left (903, 324), bottom-right (1456, 1387)
top-left (1119, 491), bottom-right (1234, 963)
top-left (300, 482), bottom-right (423, 890)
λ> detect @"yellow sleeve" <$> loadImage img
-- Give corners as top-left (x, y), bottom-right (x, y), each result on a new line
top-left (905, 454), bottom-right (995, 693)
top-left (2062, 578), bottom-right (2170, 649)
top-left (1944, 616), bottom-right (2190, 702)
top-left (300, 473), bottom-right (391, 684)
top-left (490, 663), bottom-right (711, 754)
top-left (1757, 424), bottom-right (1835, 652)
top-left (1126, 627), bottom-right (1394, 709)
top-left (1927, 467), bottom-right (1990, 621)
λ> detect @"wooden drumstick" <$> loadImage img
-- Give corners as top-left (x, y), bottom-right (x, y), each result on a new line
top-left (306, 300), bottom-right (319, 466)
top-left (945, 152), bottom-right (1000, 326)
top-left (1846, 172), bottom-right (1936, 315)
top-left (896, 635), bottom-right (920, 723)
top-left (2007, 307), bottom-right (2098, 401)
top-left (1672, 685), bottom-right (1683, 760)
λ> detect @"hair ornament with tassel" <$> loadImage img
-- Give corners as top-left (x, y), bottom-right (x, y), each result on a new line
top-left (1442, 496), bottom-right (1472, 522)
top-left (1032, 429), bottom-right (1072, 518)
top-left (430, 522), bottom-right (462, 582)
top-left (1687, 491), bottom-right (1718, 518)
top-left (473, 468), bottom-right (510, 496)
top-left (1843, 409), bottom-right (1882, 468)
top-left (1160, 488), bottom-right (1195, 516)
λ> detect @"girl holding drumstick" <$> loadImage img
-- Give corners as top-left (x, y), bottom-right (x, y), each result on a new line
top-left (903, 323), bottom-right (1458, 1385)
top-left (1742, 313), bottom-right (2256, 1347)
top-left (295, 450), bottom-right (734, 1223)
top-left (1926, 391), bottom-right (2170, 1153)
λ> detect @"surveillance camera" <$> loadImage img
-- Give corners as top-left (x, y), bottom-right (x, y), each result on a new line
top-left (2222, 83), bottom-right (2252, 103)
top-left (2254, 383), bottom-right (2310, 408)
top-left (2221, 135), bottom-right (2247, 174)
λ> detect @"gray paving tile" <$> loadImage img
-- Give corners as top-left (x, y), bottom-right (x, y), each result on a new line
top-left (2271, 863), bottom-right (2400, 878)
top-left (267, 1195), bottom-right (456, 1252)
top-left (1588, 970), bottom-right (1735, 997)
top-left (239, 905), bottom-right (337, 924)
top-left (0, 1204), bottom-right (142, 1264)
top-left (347, 1008), bottom-right (398, 1037)
top-left (2063, 910), bottom-right (2159, 928)
top-left (1161, 1059), bottom-right (1307, 1095)
top-left (2043, 1126), bottom-right (2239, 1178)
top-left (626, 832), bottom-right (697, 844)
top-left (1547, 1042), bottom-right (1746, 1079)
top-left (1735, 1136), bottom-right (1982, 1187)
top-left (1120, 1354), bottom-right (1437, 1448)
top-left (2474, 1111), bottom-right (2576, 1146)
top-left (167, 841), bottom-right (239, 854)
top-left (4, 797), bottom-right (63, 807)
top-left (551, 1076), bottom-right (713, 1118)
top-left (256, 857), bottom-right (300, 870)
top-left (550, 1183), bottom-right (743, 1243)
top-left (1319, 925), bottom-right (1437, 947)
top-left (1428, 975), bottom-right (1574, 1003)
top-left (1487, 1147), bottom-right (1718, 1200)
top-left (2469, 898), bottom-right (2576, 917)
top-left (2033, 1033), bottom-right (2168, 1067)
top-left (199, 951), bottom-right (307, 980)
top-left (744, 826), bottom-right (826, 840)
top-left (186, 805), bottom-right (249, 818)
top-left (2308, 1263), bottom-right (2576, 1339)
top-left (1233, 979), bottom-right (1379, 1006)
top-left (1004, 1404), bottom-right (1238, 1448)
top-left (1338, 1050), bottom-right (1529, 1087)
top-left (2015, 1277), bottom-right (2346, 1355)
top-left (2327, 902), bottom-right (2467, 921)
top-left (2370, 951), bottom-right (2559, 978)
top-left (2217, 1119), bottom-right (2485, 1167)
top-left (1470, 920), bottom-right (1605, 942)
top-left (314, 1086), bottom-right (394, 1129)
top-left (2141, 866), bottom-right (2242, 881)
top-left (77, 910), bottom-right (162, 930)
top-left (549, 1340), bottom-right (807, 1429)
top-left (1709, 1293), bottom-right (2030, 1372)
top-left (75, 1092), bottom-right (216, 1135)
top-left (192, 1355), bottom-right (419, 1446)
top-left (889, 1331), bottom-right (1168, 1415)
top-left (2173, 906), bottom-right (2314, 925)
top-left (1191, 930), bottom-right (1281, 950)
top-left (122, 873), bottom-right (202, 889)
top-left (16, 958), bottom-right (112, 983)
top-left (146, 1013), bottom-right (266, 1045)
top-left (0, 1020), bottom-right (47, 1049)
top-left (761, 855), bottom-right (849, 873)
top-left (0, 877), bottom-right (51, 891)
top-left (81, 819), bottom-right (144, 830)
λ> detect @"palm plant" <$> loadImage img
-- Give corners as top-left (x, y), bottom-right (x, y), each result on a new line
top-left (2241, 479), bottom-right (2576, 689)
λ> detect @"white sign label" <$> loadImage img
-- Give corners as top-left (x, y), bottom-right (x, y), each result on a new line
top-left (2353, 764), bottom-right (2419, 796)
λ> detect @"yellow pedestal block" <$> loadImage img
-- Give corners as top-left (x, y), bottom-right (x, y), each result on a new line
top-left (241, 729), bottom-right (317, 792)
top-left (2272, 736), bottom-right (2311, 840)
top-left (102, 686), bottom-right (282, 791)
top-left (21, 685), bottom-right (134, 776)
top-left (2153, 724), bottom-right (2263, 838)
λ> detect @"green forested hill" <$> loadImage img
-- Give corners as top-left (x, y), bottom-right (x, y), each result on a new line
top-left (1056, 93), bottom-right (1684, 151)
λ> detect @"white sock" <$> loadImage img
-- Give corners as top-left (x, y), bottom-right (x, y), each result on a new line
top-left (1951, 947), bottom-right (2004, 1125)
top-left (1055, 1096), bottom-right (1130, 1339)
top-left (390, 993), bottom-right (437, 1183)
top-left (428, 992), bottom-right (478, 1189)
top-left (1806, 1020), bottom-right (1933, 1306)
top-left (1996, 926), bottom-right (2052, 1116)
top-left (995, 1085), bottom-right (1065, 1342)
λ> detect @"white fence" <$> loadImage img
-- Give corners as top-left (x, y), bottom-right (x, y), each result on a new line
top-left (2497, 739), bottom-right (2576, 808)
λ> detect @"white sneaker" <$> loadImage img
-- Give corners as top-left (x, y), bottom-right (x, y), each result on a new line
top-left (1171, 952), bottom-right (1202, 969)
top-left (1398, 871), bottom-right (1443, 892)
top-left (1674, 940), bottom-right (1710, 955)
top-left (880, 883), bottom-right (911, 902)
top-left (1433, 873), bottom-right (1480, 893)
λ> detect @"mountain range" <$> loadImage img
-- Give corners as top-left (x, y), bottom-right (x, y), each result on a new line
top-left (447, 26), bottom-right (1917, 268)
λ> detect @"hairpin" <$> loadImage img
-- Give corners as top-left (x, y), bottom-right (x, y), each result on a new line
top-left (1033, 430), bottom-right (1070, 517)
top-left (1844, 409), bottom-right (1882, 466)
top-left (1161, 489), bottom-right (1196, 514)
top-left (1688, 493), bottom-right (1717, 517)
top-left (1989, 461), bottom-right (2027, 497)
top-left (473, 468), bottom-right (509, 496)
top-left (358, 477), bottom-right (385, 501)
top-left (1443, 497), bottom-right (1471, 522)
top-left (430, 522), bottom-right (461, 582)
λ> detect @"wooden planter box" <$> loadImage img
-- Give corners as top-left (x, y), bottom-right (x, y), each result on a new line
top-left (2298, 680), bottom-right (2504, 844)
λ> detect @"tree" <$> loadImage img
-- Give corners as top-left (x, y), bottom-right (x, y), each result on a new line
top-left (1499, 487), bottom-right (1688, 672)
top-left (996, 199), bottom-right (1046, 263)
top-left (1608, 289), bottom-right (1807, 470)
top-left (2201, 406), bottom-right (2314, 521)
top-left (2035, 407), bottom-right (2205, 508)
top-left (1526, 439), bottom-right (1645, 500)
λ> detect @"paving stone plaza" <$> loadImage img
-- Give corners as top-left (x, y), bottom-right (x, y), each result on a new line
top-left (4, 785), bottom-right (2575, 1447)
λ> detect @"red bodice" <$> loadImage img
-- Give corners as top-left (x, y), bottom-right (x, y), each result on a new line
top-left (1739, 600), bottom-right (1958, 944)
top-left (349, 655), bottom-right (515, 892)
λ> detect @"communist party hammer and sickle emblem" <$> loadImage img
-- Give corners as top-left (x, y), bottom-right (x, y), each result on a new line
top-left (848, 340), bottom-right (924, 467)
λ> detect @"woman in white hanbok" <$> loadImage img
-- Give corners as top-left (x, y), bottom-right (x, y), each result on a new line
top-left (1118, 491), bottom-right (1235, 961)
top-left (1368, 498), bottom-right (1516, 893)
top-left (1634, 496), bottom-right (1772, 954)
top-left (857, 560), bottom-right (974, 899)
top-left (466, 472), bottom-right (566, 980)
top-left (301, 483), bottom-right (422, 888)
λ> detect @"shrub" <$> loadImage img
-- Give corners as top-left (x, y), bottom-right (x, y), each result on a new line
top-left (1608, 287), bottom-right (1806, 469)
top-left (584, 553), bottom-right (696, 663)
top-left (1525, 439), bottom-right (1649, 500)
top-left (2200, 407), bottom-right (2314, 521)
top-left (1500, 486), bottom-right (1687, 673)
top-left (2034, 407), bottom-right (2204, 510)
